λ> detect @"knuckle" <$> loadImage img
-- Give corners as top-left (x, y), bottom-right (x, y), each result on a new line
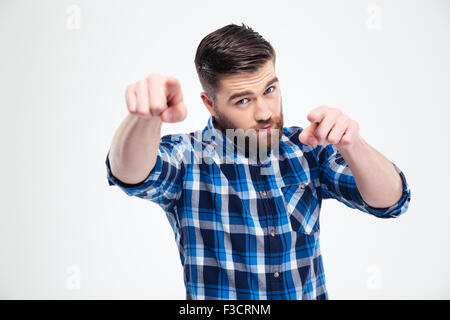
top-left (316, 131), bottom-right (325, 140)
top-left (150, 105), bottom-right (164, 114)
top-left (328, 137), bottom-right (338, 144)
top-left (127, 104), bottom-right (136, 113)
top-left (136, 108), bottom-right (149, 115)
top-left (342, 136), bottom-right (351, 145)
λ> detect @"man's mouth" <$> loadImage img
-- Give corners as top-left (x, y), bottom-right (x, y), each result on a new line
top-left (260, 124), bottom-right (272, 131)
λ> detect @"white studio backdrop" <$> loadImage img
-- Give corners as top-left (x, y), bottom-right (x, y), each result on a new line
top-left (0, 0), bottom-right (449, 299)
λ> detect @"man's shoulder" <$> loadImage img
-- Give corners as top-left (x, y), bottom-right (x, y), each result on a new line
top-left (282, 125), bottom-right (308, 149)
top-left (281, 125), bottom-right (330, 160)
top-left (283, 125), bottom-right (303, 141)
top-left (160, 127), bottom-right (210, 150)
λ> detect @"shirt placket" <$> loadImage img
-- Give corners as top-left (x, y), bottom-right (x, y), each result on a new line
top-left (258, 163), bottom-right (284, 297)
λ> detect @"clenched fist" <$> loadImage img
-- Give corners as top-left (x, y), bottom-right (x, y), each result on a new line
top-left (125, 74), bottom-right (187, 123)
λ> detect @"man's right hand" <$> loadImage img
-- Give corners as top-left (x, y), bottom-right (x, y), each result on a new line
top-left (125, 74), bottom-right (187, 123)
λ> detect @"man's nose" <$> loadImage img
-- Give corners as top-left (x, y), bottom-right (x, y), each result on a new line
top-left (254, 99), bottom-right (272, 122)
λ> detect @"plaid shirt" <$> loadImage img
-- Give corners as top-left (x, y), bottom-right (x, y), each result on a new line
top-left (105, 116), bottom-right (411, 300)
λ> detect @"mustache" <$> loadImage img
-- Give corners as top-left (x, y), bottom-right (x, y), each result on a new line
top-left (255, 117), bottom-right (281, 130)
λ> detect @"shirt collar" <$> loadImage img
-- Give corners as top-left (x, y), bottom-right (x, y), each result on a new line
top-left (203, 116), bottom-right (277, 165)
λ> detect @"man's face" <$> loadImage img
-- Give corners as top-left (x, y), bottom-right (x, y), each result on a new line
top-left (202, 59), bottom-right (284, 152)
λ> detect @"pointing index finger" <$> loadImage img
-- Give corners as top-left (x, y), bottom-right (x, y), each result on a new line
top-left (307, 108), bottom-right (326, 124)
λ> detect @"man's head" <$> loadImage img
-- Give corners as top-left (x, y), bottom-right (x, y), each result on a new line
top-left (195, 23), bottom-right (283, 153)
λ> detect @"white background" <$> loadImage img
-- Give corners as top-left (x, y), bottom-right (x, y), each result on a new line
top-left (0, 0), bottom-right (449, 299)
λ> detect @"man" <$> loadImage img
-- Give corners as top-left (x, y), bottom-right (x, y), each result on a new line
top-left (105, 23), bottom-right (411, 299)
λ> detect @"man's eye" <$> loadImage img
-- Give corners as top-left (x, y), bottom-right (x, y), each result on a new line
top-left (235, 87), bottom-right (275, 105)
top-left (236, 98), bottom-right (249, 105)
top-left (265, 86), bottom-right (275, 94)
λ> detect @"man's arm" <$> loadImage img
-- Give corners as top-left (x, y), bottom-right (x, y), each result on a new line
top-left (108, 74), bottom-right (187, 185)
top-left (299, 105), bottom-right (404, 208)
top-left (108, 114), bottom-right (162, 184)
top-left (336, 137), bottom-right (402, 208)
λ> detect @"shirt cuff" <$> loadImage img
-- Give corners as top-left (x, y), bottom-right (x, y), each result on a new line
top-left (357, 162), bottom-right (411, 218)
top-left (105, 151), bottom-right (162, 196)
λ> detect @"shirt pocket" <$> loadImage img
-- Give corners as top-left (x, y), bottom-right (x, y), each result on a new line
top-left (281, 180), bottom-right (320, 234)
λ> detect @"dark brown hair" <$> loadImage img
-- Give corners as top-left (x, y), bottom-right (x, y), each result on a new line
top-left (194, 23), bottom-right (276, 103)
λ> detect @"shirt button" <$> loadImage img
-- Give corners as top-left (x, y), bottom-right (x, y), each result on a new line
top-left (261, 190), bottom-right (267, 196)
top-left (274, 272), bottom-right (279, 278)
top-left (270, 229), bottom-right (276, 237)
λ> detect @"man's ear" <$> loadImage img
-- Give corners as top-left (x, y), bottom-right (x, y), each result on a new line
top-left (200, 92), bottom-right (217, 117)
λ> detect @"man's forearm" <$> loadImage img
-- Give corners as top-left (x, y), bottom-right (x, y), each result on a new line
top-left (108, 114), bottom-right (162, 184)
top-left (337, 137), bottom-right (403, 208)
top-left (298, 105), bottom-right (404, 208)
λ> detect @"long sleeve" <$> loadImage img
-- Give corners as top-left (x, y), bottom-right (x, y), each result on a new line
top-left (105, 133), bottom-right (189, 212)
top-left (316, 144), bottom-right (411, 218)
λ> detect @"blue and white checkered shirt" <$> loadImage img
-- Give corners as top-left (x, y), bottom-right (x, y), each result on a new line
top-left (105, 116), bottom-right (411, 299)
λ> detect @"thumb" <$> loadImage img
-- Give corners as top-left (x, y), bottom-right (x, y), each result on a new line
top-left (160, 102), bottom-right (187, 123)
top-left (160, 77), bottom-right (187, 123)
top-left (299, 122), bottom-right (319, 146)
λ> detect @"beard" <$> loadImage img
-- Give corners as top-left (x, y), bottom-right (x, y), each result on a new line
top-left (213, 101), bottom-right (284, 161)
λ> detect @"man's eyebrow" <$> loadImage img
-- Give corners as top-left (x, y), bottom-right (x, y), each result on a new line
top-left (227, 76), bottom-right (279, 103)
